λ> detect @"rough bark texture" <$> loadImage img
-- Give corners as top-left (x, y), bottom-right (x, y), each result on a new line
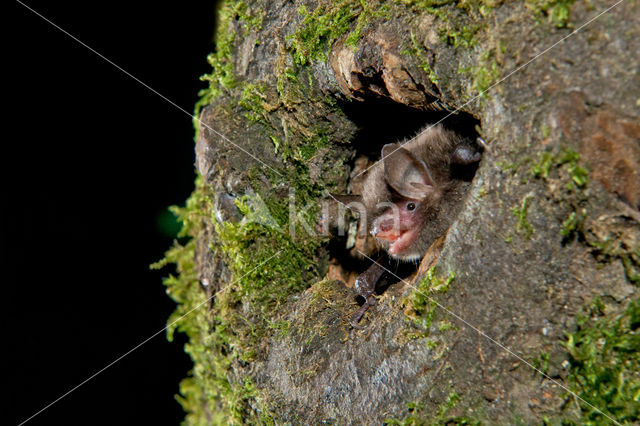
top-left (163, 0), bottom-right (640, 424)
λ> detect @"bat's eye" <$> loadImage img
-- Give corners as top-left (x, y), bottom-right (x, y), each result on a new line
top-left (406, 202), bottom-right (416, 211)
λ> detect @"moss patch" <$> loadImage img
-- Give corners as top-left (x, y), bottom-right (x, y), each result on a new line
top-left (288, 0), bottom-right (363, 66)
top-left (385, 391), bottom-right (480, 425)
top-left (525, 0), bottom-right (575, 28)
top-left (237, 82), bottom-right (269, 125)
top-left (459, 49), bottom-right (500, 99)
top-left (151, 178), bottom-right (219, 423)
top-left (530, 148), bottom-right (639, 285)
top-left (436, 0), bottom-right (494, 49)
top-left (196, 1), bottom-right (241, 114)
top-left (405, 267), bottom-right (456, 331)
top-left (404, 31), bottom-right (439, 85)
top-left (214, 189), bottom-right (323, 317)
top-left (532, 148), bottom-right (588, 190)
top-left (153, 168), bottom-right (327, 422)
top-left (563, 297), bottom-right (640, 424)
top-left (288, 0), bottom-right (392, 66)
top-left (512, 194), bottom-right (534, 239)
top-left (196, 1), bottom-right (265, 119)
top-left (346, 0), bottom-right (392, 47)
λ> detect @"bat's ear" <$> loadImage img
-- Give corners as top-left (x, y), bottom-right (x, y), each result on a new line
top-left (382, 143), bottom-right (434, 200)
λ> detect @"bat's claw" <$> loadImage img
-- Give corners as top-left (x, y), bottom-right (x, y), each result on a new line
top-left (350, 302), bottom-right (370, 327)
top-left (476, 136), bottom-right (488, 150)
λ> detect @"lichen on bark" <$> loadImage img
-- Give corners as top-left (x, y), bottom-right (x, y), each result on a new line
top-left (155, 0), bottom-right (640, 423)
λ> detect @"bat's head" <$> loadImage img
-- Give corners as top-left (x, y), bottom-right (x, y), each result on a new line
top-left (370, 144), bottom-right (444, 261)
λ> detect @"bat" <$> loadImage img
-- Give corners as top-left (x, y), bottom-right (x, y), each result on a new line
top-left (326, 124), bottom-right (484, 325)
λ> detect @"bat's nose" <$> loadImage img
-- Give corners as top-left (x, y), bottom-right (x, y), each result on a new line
top-left (372, 219), bottom-right (402, 242)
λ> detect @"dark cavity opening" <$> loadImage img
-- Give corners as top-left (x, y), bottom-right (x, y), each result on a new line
top-left (327, 97), bottom-right (483, 299)
top-left (338, 96), bottom-right (481, 165)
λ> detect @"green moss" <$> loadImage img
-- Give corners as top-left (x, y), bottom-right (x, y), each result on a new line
top-left (404, 31), bottom-right (439, 85)
top-left (397, 0), bottom-right (456, 11)
top-left (497, 157), bottom-right (533, 174)
top-left (437, 391), bottom-right (461, 419)
top-left (512, 194), bottom-right (534, 239)
top-left (532, 351), bottom-right (550, 376)
top-left (384, 401), bottom-right (424, 425)
top-left (406, 267), bottom-right (456, 330)
top-left (441, 23), bottom-right (479, 49)
top-left (558, 149), bottom-right (588, 189)
top-left (236, 71), bottom-right (336, 172)
top-left (298, 130), bottom-right (330, 161)
top-left (183, 90), bottom-right (333, 417)
top-left (156, 207), bottom-right (183, 238)
top-left (195, 1), bottom-right (265, 118)
top-left (276, 66), bottom-right (300, 103)
top-left (151, 178), bottom-right (220, 423)
top-left (197, 1), bottom-right (240, 112)
top-left (425, 338), bottom-right (439, 348)
top-left (233, 1), bottom-right (263, 35)
top-left (532, 148), bottom-right (638, 285)
top-left (214, 190), bottom-right (322, 317)
top-left (472, 58), bottom-right (499, 96)
top-left (345, 0), bottom-right (391, 47)
top-left (541, 123), bottom-right (551, 139)
top-left (268, 319), bottom-right (292, 340)
top-left (238, 82), bottom-right (268, 124)
top-left (531, 148), bottom-right (588, 189)
top-left (567, 162), bottom-right (588, 189)
top-left (288, 0), bottom-right (392, 66)
top-left (586, 236), bottom-right (640, 286)
top-left (162, 0), bottom-right (364, 421)
top-left (153, 162), bottom-right (327, 423)
top-left (526, 0), bottom-right (575, 28)
top-left (438, 319), bottom-right (454, 331)
top-left (560, 211), bottom-right (584, 240)
top-left (400, 0), bottom-right (493, 52)
top-left (531, 151), bottom-right (555, 179)
top-left (269, 116), bottom-right (332, 166)
top-left (434, 0), bottom-right (496, 50)
top-left (458, 46), bottom-right (500, 100)
top-left (456, 0), bottom-right (497, 16)
top-left (155, 190), bottom-right (276, 421)
top-left (385, 391), bottom-right (480, 425)
top-left (563, 297), bottom-right (640, 424)
top-left (288, 1), bottom-right (362, 66)
top-left (464, 49), bottom-right (499, 98)
top-left (531, 148), bottom-right (588, 191)
top-left (234, 71), bottom-right (309, 164)
top-left (622, 256), bottom-right (640, 285)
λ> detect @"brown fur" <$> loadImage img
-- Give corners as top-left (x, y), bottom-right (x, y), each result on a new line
top-left (361, 124), bottom-right (479, 260)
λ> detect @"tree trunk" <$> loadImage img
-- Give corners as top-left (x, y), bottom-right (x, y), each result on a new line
top-left (158, 0), bottom-right (639, 423)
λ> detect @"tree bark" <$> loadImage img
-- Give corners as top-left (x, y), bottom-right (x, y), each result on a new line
top-left (165, 0), bottom-right (640, 423)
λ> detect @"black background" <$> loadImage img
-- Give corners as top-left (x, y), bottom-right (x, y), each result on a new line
top-left (10, 1), bottom-right (217, 424)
